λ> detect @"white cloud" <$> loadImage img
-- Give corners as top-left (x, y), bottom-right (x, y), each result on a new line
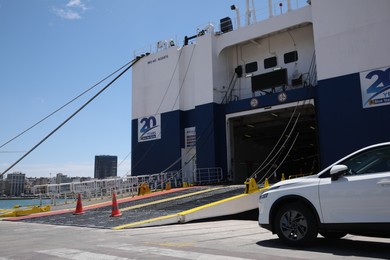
top-left (53, 0), bottom-right (88, 20)
top-left (66, 0), bottom-right (87, 11)
top-left (53, 7), bottom-right (81, 20)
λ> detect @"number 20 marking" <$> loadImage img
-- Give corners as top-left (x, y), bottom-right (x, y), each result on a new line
top-left (140, 116), bottom-right (157, 134)
top-left (365, 68), bottom-right (390, 94)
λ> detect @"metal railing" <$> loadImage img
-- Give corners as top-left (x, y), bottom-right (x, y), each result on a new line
top-left (133, 0), bottom-right (310, 57)
top-left (222, 72), bottom-right (239, 104)
top-left (32, 171), bottom-right (183, 198)
top-left (194, 167), bottom-right (223, 185)
top-left (307, 51), bottom-right (317, 87)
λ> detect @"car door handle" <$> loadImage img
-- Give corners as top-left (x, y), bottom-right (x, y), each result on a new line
top-left (377, 179), bottom-right (390, 186)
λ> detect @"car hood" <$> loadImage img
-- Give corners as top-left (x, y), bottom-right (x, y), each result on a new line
top-left (267, 175), bottom-right (319, 191)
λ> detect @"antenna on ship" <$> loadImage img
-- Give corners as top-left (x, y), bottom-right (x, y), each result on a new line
top-left (245, 0), bottom-right (256, 25)
top-left (230, 5), bottom-right (240, 28)
top-left (231, 0), bottom-right (256, 28)
top-left (268, 0), bottom-right (273, 18)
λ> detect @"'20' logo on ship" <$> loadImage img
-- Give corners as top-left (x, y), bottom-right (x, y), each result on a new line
top-left (364, 67), bottom-right (390, 106)
top-left (139, 116), bottom-right (160, 141)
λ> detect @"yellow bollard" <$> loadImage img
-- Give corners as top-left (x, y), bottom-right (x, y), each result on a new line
top-left (264, 178), bottom-right (269, 188)
top-left (244, 178), bottom-right (259, 194)
top-left (281, 173), bottom-right (285, 181)
top-left (138, 183), bottom-right (151, 196)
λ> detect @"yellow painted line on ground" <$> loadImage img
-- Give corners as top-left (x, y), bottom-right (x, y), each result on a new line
top-left (177, 190), bottom-right (261, 216)
top-left (113, 187), bottom-right (258, 230)
top-left (112, 213), bottom-right (179, 230)
top-left (112, 193), bottom-right (252, 230)
top-left (119, 187), bottom-right (224, 212)
top-left (112, 187), bottom-right (267, 230)
top-left (177, 187), bottom-right (267, 216)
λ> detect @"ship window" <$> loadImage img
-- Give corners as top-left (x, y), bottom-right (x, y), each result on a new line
top-left (245, 62), bottom-right (258, 73)
top-left (251, 68), bottom-right (288, 92)
top-left (284, 51), bottom-right (298, 64)
top-left (264, 56), bottom-right (277, 69)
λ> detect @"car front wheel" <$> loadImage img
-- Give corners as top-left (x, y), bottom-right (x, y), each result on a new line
top-left (274, 202), bottom-right (318, 247)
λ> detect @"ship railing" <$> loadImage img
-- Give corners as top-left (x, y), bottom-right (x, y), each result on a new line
top-left (194, 167), bottom-right (223, 185)
top-left (223, 0), bottom-right (310, 32)
top-left (222, 71), bottom-right (239, 104)
top-left (133, 0), bottom-right (310, 58)
top-left (307, 51), bottom-right (317, 87)
top-left (133, 35), bottom-right (179, 58)
top-left (138, 170), bottom-right (183, 191)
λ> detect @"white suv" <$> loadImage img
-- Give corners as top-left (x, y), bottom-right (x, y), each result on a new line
top-left (258, 142), bottom-right (390, 246)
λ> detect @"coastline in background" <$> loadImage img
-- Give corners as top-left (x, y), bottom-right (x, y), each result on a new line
top-left (0, 198), bottom-right (72, 209)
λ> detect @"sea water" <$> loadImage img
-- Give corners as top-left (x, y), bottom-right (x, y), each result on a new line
top-left (0, 198), bottom-right (70, 209)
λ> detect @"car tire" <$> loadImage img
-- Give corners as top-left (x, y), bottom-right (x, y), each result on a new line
top-left (319, 231), bottom-right (347, 240)
top-left (274, 202), bottom-right (318, 247)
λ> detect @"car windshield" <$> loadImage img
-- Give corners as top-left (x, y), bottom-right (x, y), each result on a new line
top-left (319, 145), bottom-right (390, 178)
top-left (343, 146), bottom-right (390, 175)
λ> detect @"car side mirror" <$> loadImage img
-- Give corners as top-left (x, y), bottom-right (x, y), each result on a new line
top-left (330, 164), bottom-right (348, 181)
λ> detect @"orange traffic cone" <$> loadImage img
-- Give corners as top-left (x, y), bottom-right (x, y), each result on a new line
top-left (73, 193), bottom-right (85, 215)
top-left (110, 192), bottom-right (121, 217)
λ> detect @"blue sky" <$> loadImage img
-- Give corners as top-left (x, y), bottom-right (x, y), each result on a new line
top-left (0, 0), bottom-right (239, 178)
top-left (0, 0), bottom-right (295, 178)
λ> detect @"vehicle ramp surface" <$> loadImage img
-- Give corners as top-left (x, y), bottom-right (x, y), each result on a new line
top-left (5, 185), bottom-right (261, 229)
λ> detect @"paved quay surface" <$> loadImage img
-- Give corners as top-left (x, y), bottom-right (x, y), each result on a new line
top-left (1, 219), bottom-right (389, 259)
top-left (2, 186), bottom-right (389, 259)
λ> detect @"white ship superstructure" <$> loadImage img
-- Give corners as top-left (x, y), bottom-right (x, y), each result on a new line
top-left (131, 0), bottom-right (390, 184)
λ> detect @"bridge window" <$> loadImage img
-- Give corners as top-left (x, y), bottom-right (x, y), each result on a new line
top-left (264, 56), bottom-right (277, 69)
top-left (245, 61), bottom-right (258, 73)
top-left (284, 51), bottom-right (298, 64)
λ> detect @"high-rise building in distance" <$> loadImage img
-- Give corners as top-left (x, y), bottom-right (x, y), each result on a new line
top-left (94, 155), bottom-right (117, 179)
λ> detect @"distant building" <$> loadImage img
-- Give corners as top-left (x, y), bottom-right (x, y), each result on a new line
top-left (24, 177), bottom-right (35, 195)
top-left (33, 177), bottom-right (50, 186)
top-left (94, 155), bottom-right (117, 179)
top-left (78, 176), bottom-right (93, 182)
top-left (69, 177), bottom-right (92, 183)
top-left (0, 175), bottom-right (5, 195)
top-left (56, 173), bottom-right (71, 184)
top-left (5, 172), bottom-right (26, 196)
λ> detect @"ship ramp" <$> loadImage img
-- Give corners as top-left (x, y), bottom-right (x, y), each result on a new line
top-left (4, 184), bottom-right (264, 229)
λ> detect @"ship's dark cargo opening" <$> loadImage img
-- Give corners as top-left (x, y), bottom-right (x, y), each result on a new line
top-left (229, 103), bottom-right (319, 183)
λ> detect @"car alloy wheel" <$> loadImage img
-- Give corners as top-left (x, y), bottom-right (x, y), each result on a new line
top-left (275, 202), bottom-right (318, 246)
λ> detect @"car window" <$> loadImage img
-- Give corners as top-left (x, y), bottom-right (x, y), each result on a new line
top-left (342, 146), bottom-right (390, 175)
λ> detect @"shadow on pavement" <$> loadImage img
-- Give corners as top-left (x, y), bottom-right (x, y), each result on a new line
top-left (257, 237), bottom-right (390, 259)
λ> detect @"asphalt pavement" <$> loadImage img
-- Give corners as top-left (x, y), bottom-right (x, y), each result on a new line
top-left (1, 187), bottom-right (389, 259)
top-left (1, 219), bottom-right (389, 259)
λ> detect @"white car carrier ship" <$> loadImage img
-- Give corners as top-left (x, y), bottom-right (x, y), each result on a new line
top-left (131, 0), bottom-right (390, 186)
